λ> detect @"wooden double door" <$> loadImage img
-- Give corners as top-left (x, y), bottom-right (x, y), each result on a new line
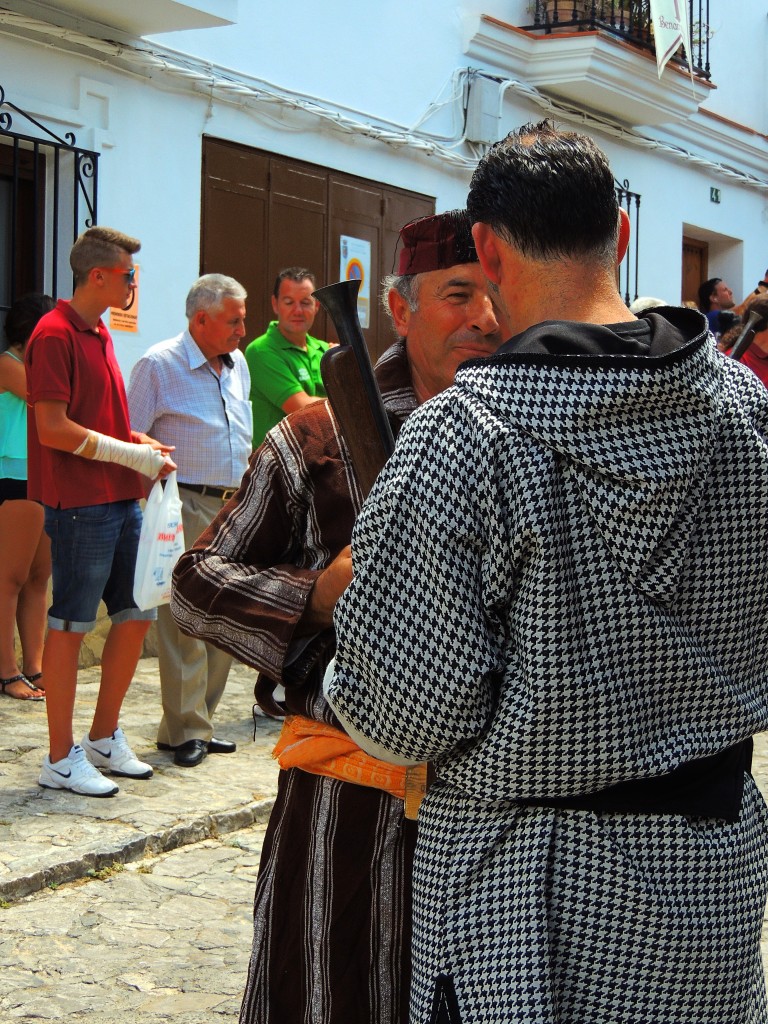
top-left (201, 137), bottom-right (435, 361)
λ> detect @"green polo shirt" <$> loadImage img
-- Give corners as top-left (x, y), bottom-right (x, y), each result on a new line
top-left (245, 321), bottom-right (329, 448)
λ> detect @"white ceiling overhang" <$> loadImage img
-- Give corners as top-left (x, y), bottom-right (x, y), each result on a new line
top-left (8, 0), bottom-right (238, 37)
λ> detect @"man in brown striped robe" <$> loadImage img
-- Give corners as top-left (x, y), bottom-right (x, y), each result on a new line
top-left (170, 209), bottom-right (503, 1024)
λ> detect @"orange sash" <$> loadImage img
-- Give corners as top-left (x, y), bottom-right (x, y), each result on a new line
top-left (273, 714), bottom-right (406, 801)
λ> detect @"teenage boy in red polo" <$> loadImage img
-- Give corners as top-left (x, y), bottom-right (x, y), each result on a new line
top-left (26, 226), bottom-right (175, 797)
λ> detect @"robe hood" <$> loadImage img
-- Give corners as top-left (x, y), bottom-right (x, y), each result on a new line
top-left (455, 307), bottom-right (732, 604)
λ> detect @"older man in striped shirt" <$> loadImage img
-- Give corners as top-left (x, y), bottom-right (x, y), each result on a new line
top-left (128, 274), bottom-right (252, 767)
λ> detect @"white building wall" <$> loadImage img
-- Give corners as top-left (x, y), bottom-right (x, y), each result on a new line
top-left (2, 0), bottom-right (766, 374)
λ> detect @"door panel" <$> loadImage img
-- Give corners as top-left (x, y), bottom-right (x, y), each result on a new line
top-left (201, 137), bottom-right (435, 358)
top-left (682, 236), bottom-right (708, 306)
top-left (201, 139), bottom-right (269, 335)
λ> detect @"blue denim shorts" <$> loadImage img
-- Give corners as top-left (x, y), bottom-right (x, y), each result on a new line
top-left (44, 499), bottom-right (157, 632)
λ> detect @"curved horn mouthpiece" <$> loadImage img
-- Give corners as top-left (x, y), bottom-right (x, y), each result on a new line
top-left (313, 280), bottom-right (361, 349)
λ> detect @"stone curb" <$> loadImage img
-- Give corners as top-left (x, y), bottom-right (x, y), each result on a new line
top-left (0, 796), bottom-right (275, 904)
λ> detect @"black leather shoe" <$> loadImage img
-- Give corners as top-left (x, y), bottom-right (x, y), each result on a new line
top-left (172, 739), bottom-right (207, 768)
top-left (207, 737), bottom-right (236, 754)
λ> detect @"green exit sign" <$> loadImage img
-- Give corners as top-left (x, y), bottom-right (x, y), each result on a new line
top-left (710, 187), bottom-right (721, 204)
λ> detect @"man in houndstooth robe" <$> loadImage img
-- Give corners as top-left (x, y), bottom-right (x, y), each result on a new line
top-left (170, 210), bottom-right (503, 1024)
top-left (327, 123), bottom-right (768, 1024)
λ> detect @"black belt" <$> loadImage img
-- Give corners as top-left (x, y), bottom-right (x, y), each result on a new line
top-left (523, 739), bottom-right (752, 823)
top-left (178, 483), bottom-right (237, 501)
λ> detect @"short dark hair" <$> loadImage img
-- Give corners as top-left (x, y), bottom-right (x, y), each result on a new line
top-left (273, 267), bottom-right (316, 299)
top-left (467, 120), bottom-right (620, 268)
top-left (698, 277), bottom-right (721, 312)
top-left (3, 292), bottom-right (56, 351)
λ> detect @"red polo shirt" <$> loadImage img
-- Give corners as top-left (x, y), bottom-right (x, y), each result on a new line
top-left (26, 300), bottom-right (144, 509)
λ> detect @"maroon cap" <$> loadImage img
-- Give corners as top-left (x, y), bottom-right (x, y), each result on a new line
top-left (395, 209), bottom-right (477, 275)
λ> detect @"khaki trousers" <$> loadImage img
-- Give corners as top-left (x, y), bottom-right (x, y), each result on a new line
top-left (156, 488), bottom-right (233, 747)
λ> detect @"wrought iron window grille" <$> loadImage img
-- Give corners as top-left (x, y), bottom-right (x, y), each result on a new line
top-left (0, 84), bottom-right (99, 317)
top-left (615, 178), bottom-right (641, 305)
top-left (522, 1), bottom-right (711, 81)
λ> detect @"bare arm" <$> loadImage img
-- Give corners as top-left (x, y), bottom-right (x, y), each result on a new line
top-left (0, 352), bottom-right (28, 400)
top-left (34, 399), bottom-right (89, 452)
top-left (282, 391), bottom-right (324, 415)
top-left (34, 400), bottom-right (176, 478)
top-left (299, 545), bottom-right (353, 633)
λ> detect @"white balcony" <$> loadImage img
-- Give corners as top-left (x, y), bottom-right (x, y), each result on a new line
top-left (464, 15), bottom-right (713, 128)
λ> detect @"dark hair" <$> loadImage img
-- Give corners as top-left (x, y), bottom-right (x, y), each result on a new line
top-left (272, 267), bottom-right (316, 299)
top-left (467, 120), bottom-right (620, 268)
top-left (3, 293), bottom-right (56, 351)
top-left (697, 277), bottom-right (721, 313)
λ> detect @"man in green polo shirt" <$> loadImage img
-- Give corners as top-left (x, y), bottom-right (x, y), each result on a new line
top-left (245, 267), bottom-right (329, 448)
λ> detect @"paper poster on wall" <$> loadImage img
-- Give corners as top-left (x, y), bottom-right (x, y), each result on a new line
top-left (339, 236), bottom-right (371, 328)
top-left (109, 264), bottom-right (139, 333)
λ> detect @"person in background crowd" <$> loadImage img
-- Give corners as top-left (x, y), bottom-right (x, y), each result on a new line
top-left (698, 276), bottom-right (739, 339)
top-left (629, 296), bottom-right (666, 316)
top-left (171, 210), bottom-right (503, 1024)
top-left (0, 293), bottom-right (54, 701)
top-left (128, 274), bottom-right (251, 769)
top-left (734, 267), bottom-right (768, 318)
top-left (245, 267), bottom-right (328, 448)
top-left (27, 226), bottom-right (175, 797)
top-left (725, 295), bottom-right (768, 384)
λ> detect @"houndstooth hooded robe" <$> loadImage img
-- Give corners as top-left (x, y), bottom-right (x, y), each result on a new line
top-left (328, 308), bottom-right (768, 1024)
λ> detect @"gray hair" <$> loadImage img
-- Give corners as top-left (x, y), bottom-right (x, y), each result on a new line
top-left (629, 296), bottom-right (667, 315)
top-left (381, 273), bottom-right (420, 326)
top-left (186, 274), bottom-right (247, 319)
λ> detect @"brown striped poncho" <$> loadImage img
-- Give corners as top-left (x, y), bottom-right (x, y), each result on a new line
top-left (171, 340), bottom-right (417, 1024)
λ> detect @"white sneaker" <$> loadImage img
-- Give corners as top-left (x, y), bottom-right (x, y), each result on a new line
top-left (81, 727), bottom-right (153, 780)
top-left (39, 745), bottom-right (119, 797)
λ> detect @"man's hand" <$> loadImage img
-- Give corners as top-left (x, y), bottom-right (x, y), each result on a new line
top-left (132, 431), bottom-right (176, 457)
top-left (131, 431), bottom-right (177, 480)
top-left (302, 545), bottom-right (353, 631)
top-left (155, 456), bottom-right (177, 480)
top-left (747, 295), bottom-right (768, 334)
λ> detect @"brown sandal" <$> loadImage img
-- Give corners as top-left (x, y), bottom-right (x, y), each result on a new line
top-left (0, 674), bottom-right (45, 701)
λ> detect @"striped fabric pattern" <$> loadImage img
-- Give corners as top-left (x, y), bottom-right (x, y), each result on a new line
top-left (171, 340), bottom-right (418, 1024)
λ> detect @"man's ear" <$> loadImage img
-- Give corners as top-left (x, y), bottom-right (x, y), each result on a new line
top-left (271, 294), bottom-right (279, 317)
top-left (617, 208), bottom-right (631, 265)
top-left (472, 222), bottom-right (503, 286)
top-left (387, 288), bottom-right (412, 338)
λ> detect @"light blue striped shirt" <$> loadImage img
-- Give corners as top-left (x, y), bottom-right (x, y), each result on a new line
top-left (128, 330), bottom-right (252, 488)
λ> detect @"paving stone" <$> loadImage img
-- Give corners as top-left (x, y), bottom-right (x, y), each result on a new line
top-left (1, 653), bottom-right (768, 1016)
top-left (0, 657), bottom-right (281, 902)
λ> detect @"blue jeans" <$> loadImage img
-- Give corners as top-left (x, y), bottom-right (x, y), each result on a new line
top-left (44, 499), bottom-right (156, 632)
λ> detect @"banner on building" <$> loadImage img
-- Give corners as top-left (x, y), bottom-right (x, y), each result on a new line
top-left (649, 0), bottom-right (692, 79)
top-left (339, 236), bottom-right (371, 328)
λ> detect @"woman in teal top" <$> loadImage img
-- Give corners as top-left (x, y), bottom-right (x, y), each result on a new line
top-left (0, 294), bottom-right (54, 700)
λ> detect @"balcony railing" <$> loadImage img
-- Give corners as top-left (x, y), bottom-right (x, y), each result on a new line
top-left (522, 1), bottom-right (711, 81)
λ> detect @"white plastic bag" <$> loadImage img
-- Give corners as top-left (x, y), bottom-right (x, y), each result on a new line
top-left (133, 471), bottom-right (185, 610)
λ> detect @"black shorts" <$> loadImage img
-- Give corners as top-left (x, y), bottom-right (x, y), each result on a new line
top-left (0, 478), bottom-right (28, 504)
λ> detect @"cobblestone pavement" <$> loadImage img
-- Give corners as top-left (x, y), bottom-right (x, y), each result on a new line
top-left (0, 658), bottom-right (281, 903)
top-left (2, 658), bottom-right (768, 1021)
top-left (1, 825), bottom-right (266, 1023)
